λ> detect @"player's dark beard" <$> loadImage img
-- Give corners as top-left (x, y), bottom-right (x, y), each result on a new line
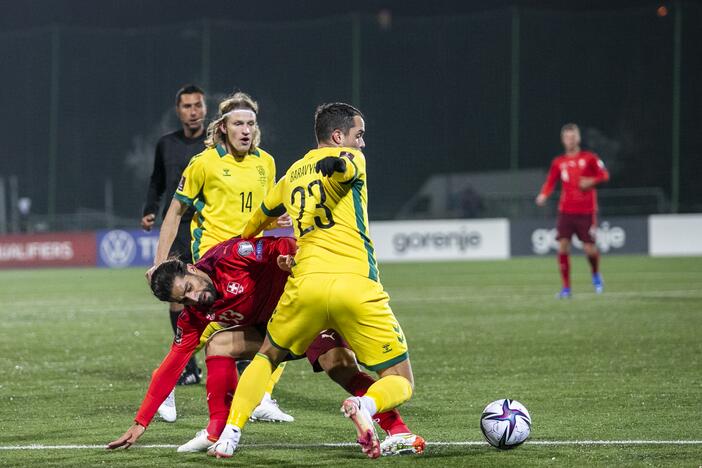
top-left (199, 283), bottom-right (218, 306)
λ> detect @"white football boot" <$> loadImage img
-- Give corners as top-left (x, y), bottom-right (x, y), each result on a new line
top-left (341, 396), bottom-right (381, 459)
top-left (380, 433), bottom-right (426, 456)
top-left (157, 388), bottom-right (177, 422)
top-left (177, 429), bottom-right (213, 453)
top-left (250, 392), bottom-right (294, 422)
top-left (208, 424), bottom-right (241, 458)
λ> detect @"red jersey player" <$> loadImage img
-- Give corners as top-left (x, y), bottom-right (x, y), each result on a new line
top-left (535, 123), bottom-right (609, 298)
top-left (107, 236), bottom-right (425, 456)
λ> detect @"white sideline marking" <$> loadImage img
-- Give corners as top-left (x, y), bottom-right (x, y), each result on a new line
top-left (2, 440), bottom-right (702, 450)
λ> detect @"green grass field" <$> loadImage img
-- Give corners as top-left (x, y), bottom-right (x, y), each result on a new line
top-left (1, 256), bottom-right (701, 467)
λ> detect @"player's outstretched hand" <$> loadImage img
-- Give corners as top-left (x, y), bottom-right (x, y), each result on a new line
top-left (535, 194), bottom-right (547, 207)
top-left (315, 157), bottom-right (346, 177)
top-left (276, 213), bottom-right (293, 228)
top-left (107, 423), bottom-right (145, 450)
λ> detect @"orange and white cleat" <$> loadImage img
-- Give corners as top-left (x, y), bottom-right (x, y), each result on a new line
top-left (380, 433), bottom-right (426, 456)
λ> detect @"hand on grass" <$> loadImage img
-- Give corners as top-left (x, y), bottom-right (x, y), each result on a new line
top-left (106, 423), bottom-right (145, 450)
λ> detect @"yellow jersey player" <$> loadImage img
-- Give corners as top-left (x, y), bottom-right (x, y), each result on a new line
top-left (149, 91), bottom-right (293, 424)
top-left (153, 91), bottom-right (285, 264)
top-left (210, 103), bottom-right (417, 459)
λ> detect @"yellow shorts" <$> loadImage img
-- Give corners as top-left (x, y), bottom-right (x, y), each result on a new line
top-left (267, 273), bottom-right (409, 371)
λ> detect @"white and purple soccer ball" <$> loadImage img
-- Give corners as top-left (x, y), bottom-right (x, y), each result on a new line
top-left (480, 399), bottom-right (532, 449)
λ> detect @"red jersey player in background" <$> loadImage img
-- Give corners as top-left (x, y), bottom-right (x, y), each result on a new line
top-left (107, 236), bottom-right (424, 456)
top-left (535, 123), bottom-right (610, 298)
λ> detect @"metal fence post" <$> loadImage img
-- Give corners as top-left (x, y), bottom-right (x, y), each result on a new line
top-left (0, 176), bottom-right (6, 234)
top-left (510, 6), bottom-right (521, 172)
top-left (671, 1), bottom-right (682, 213)
top-left (201, 18), bottom-right (211, 94)
top-left (351, 13), bottom-right (361, 107)
top-left (48, 25), bottom-right (61, 226)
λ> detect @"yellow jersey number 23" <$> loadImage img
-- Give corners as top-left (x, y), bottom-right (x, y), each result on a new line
top-left (291, 179), bottom-right (335, 236)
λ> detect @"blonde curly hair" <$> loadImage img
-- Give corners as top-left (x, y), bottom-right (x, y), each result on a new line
top-left (205, 92), bottom-right (261, 151)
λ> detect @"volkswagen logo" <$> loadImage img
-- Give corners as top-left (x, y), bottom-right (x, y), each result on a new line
top-left (100, 230), bottom-right (136, 268)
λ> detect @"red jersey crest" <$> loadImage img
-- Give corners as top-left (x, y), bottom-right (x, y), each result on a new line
top-left (226, 281), bottom-right (244, 295)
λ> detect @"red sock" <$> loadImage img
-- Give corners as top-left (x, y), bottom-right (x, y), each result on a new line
top-left (587, 251), bottom-right (599, 274)
top-left (558, 253), bottom-right (570, 289)
top-left (205, 355), bottom-right (238, 439)
top-left (344, 371), bottom-right (410, 436)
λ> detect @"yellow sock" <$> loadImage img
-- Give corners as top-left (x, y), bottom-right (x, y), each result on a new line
top-left (264, 361), bottom-right (287, 395)
top-left (364, 375), bottom-right (413, 413)
top-left (226, 353), bottom-right (274, 428)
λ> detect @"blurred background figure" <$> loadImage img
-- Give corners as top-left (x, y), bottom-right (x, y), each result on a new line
top-left (536, 123), bottom-right (610, 298)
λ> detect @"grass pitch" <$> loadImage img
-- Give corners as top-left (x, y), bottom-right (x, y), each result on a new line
top-left (1, 256), bottom-right (701, 467)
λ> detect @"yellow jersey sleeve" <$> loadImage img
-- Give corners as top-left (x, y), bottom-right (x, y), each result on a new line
top-left (262, 176), bottom-right (287, 217)
top-left (327, 151), bottom-right (364, 196)
top-left (242, 176), bottom-right (287, 238)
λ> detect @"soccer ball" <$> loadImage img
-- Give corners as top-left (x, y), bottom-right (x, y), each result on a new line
top-left (480, 399), bottom-right (531, 449)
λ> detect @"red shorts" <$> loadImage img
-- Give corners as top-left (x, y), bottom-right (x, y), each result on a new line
top-left (557, 213), bottom-right (596, 244)
top-left (305, 329), bottom-right (349, 372)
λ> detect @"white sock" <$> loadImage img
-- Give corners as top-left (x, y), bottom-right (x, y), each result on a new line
top-left (359, 396), bottom-right (377, 416)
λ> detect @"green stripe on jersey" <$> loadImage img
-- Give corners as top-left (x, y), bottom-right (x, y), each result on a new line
top-left (191, 209), bottom-right (206, 261)
top-left (174, 193), bottom-right (193, 206)
top-left (352, 180), bottom-right (378, 281)
top-left (192, 226), bottom-right (204, 261)
top-left (361, 352), bottom-right (409, 372)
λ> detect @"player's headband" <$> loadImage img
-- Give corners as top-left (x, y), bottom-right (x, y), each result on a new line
top-left (221, 108), bottom-right (257, 120)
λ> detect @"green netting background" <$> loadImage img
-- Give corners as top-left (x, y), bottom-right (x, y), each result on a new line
top-left (1, 5), bottom-right (700, 222)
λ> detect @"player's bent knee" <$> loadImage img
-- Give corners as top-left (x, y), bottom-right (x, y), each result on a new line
top-left (258, 337), bottom-right (288, 367)
top-left (391, 374), bottom-right (414, 403)
top-left (378, 359), bottom-right (415, 390)
top-left (583, 242), bottom-right (597, 255)
top-left (558, 238), bottom-right (572, 253)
